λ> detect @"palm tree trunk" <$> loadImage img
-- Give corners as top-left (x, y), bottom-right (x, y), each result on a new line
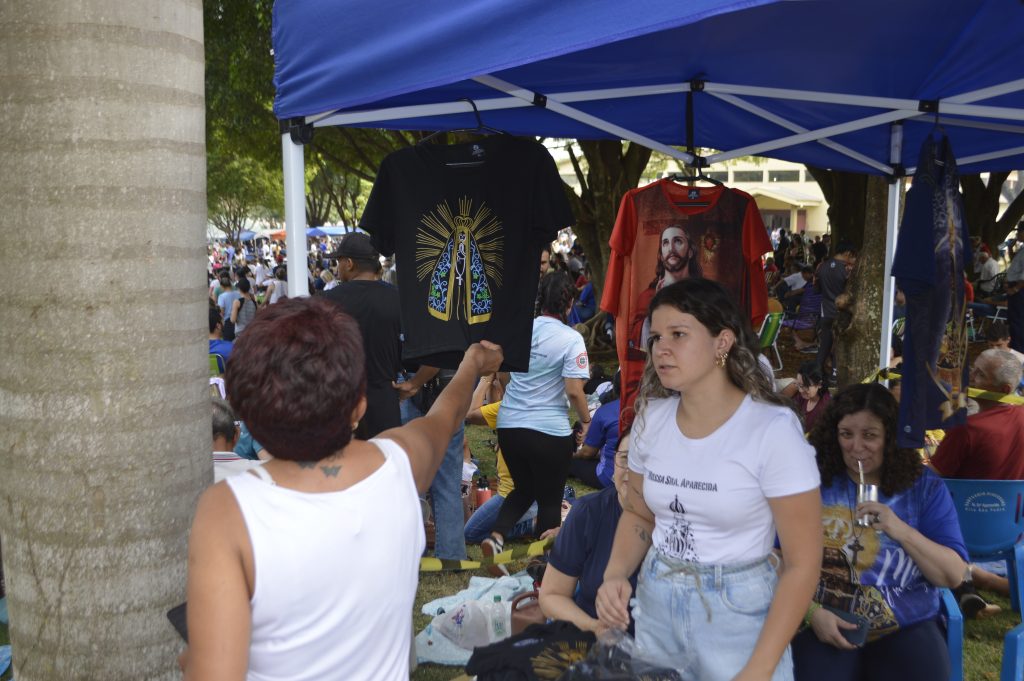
top-left (0, 1), bottom-right (209, 678)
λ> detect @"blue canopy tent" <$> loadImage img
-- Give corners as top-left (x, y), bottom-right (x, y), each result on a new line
top-left (272, 0), bottom-right (1024, 369)
top-left (306, 226), bottom-right (328, 238)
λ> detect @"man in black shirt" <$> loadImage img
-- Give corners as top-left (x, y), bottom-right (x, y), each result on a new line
top-left (815, 240), bottom-right (857, 385)
top-left (323, 233), bottom-right (403, 438)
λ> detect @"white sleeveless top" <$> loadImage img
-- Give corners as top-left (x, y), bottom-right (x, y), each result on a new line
top-left (226, 438), bottom-right (425, 681)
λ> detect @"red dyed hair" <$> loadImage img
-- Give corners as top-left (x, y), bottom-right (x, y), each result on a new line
top-left (225, 296), bottom-right (366, 461)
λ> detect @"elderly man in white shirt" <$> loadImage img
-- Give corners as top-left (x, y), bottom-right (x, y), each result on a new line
top-left (975, 245), bottom-right (1001, 296)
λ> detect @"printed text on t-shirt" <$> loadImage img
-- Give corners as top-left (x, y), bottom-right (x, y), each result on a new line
top-left (647, 471), bottom-right (719, 492)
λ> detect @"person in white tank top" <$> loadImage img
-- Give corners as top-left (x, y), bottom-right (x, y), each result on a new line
top-left (182, 296), bottom-right (503, 681)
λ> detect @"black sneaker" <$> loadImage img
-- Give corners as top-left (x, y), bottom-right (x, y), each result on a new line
top-left (958, 591), bottom-right (988, 619)
top-left (481, 536), bottom-right (509, 577)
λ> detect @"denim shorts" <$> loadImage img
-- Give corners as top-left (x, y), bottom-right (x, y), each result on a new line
top-left (633, 550), bottom-right (793, 681)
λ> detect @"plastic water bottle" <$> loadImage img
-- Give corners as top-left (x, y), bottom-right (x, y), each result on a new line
top-left (485, 595), bottom-right (510, 642)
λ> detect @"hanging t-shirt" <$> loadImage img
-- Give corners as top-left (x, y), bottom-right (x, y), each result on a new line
top-left (361, 137), bottom-right (573, 371)
top-left (601, 180), bottom-right (772, 431)
top-left (629, 395), bottom-right (819, 564)
top-left (815, 469), bottom-right (967, 641)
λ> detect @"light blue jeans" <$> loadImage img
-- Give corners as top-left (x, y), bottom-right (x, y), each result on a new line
top-left (400, 395), bottom-right (467, 561)
top-left (633, 550), bottom-right (793, 681)
top-left (463, 494), bottom-right (538, 544)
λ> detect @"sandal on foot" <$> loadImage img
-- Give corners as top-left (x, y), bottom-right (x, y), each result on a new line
top-left (481, 536), bottom-right (509, 577)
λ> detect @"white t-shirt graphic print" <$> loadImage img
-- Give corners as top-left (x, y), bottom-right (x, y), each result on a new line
top-left (629, 395), bottom-right (819, 564)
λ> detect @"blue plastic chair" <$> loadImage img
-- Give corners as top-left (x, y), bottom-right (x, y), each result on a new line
top-left (944, 479), bottom-right (1024, 681)
top-left (942, 479), bottom-right (1024, 616)
top-left (939, 588), bottom-right (963, 681)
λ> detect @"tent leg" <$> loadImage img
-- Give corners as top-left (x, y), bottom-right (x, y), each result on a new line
top-left (879, 179), bottom-right (902, 375)
top-left (282, 132), bottom-right (309, 298)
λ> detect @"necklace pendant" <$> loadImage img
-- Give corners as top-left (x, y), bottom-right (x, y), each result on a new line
top-left (456, 275), bottom-right (464, 285)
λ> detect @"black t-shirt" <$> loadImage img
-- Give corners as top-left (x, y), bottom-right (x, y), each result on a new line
top-left (815, 257), bottom-right (850, 319)
top-left (322, 280), bottom-right (402, 437)
top-left (361, 137), bottom-right (573, 371)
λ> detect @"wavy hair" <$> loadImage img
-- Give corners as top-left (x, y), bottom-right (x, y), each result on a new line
top-left (808, 383), bottom-right (923, 496)
top-left (634, 278), bottom-right (786, 429)
top-left (537, 271), bottom-right (578, 323)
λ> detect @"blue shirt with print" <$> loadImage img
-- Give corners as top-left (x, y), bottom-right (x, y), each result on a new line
top-left (815, 468), bottom-right (967, 639)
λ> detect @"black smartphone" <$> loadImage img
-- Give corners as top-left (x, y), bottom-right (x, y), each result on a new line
top-left (825, 605), bottom-right (869, 646)
top-left (166, 602), bottom-right (188, 643)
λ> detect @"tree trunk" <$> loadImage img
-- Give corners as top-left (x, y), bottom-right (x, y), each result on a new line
top-left (0, 2), bottom-right (208, 679)
top-left (961, 172), bottom-right (1024, 256)
top-left (806, 169), bottom-right (891, 387)
top-left (834, 176), bottom-right (892, 387)
top-left (565, 141), bottom-right (653, 302)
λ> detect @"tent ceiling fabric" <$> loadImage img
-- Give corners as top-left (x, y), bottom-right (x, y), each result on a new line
top-left (272, 0), bottom-right (1024, 174)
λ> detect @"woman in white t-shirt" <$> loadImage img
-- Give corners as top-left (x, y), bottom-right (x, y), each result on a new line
top-left (482, 272), bottom-right (592, 570)
top-left (596, 278), bottom-right (822, 681)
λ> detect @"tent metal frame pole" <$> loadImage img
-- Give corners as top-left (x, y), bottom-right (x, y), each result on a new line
top-left (311, 83), bottom-right (692, 128)
top-left (282, 132), bottom-right (310, 298)
top-left (708, 109), bottom-right (917, 164)
top-left (707, 91), bottom-right (893, 174)
top-left (907, 115), bottom-right (1024, 135)
top-left (879, 123), bottom-right (904, 376)
top-left (473, 74), bottom-right (696, 165)
top-left (906, 143), bottom-right (1024, 176)
top-left (945, 77), bottom-right (1024, 104)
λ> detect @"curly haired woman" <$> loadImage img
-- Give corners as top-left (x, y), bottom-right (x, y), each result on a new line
top-left (791, 383), bottom-right (968, 681)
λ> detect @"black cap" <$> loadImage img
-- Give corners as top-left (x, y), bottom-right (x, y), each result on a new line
top-left (328, 233), bottom-right (379, 262)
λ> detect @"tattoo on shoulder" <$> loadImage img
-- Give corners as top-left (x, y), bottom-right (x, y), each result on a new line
top-left (633, 525), bottom-right (649, 543)
top-left (297, 461), bottom-right (317, 469)
top-left (320, 465), bottom-right (341, 477)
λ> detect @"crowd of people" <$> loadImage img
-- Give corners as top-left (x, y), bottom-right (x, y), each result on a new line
top-left (177, 222), bottom-right (1023, 681)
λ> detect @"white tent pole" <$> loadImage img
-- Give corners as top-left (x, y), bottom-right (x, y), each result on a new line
top-left (705, 82), bottom-right (920, 110)
top-left (939, 102), bottom-right (1024, 122)
top-left (879, 123), bottom-right (903, 376)
top-left (708, 91), bottom-right (893, 174)
top-left (282, 131), bottom-right (310, 298)
top-left (708, 109), bottom-right (916, 164)
top-left (308, 77), bottom-right (1024, 132)
top-left (473, 74), bottom-right (696, 165)
top-left (945, 77), bottom-right (1024, 104)
top-left (950, 144), bottom-right (1024, 167)
top-left (907, 115), bottom-right (1024, 135)
top-left (312, 83), bottom-right (692, 128)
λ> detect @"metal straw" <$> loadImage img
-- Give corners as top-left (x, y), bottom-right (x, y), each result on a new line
top-left (858, 460), bottom-right (865, 486)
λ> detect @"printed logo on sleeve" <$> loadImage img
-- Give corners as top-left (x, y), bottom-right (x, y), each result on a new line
top-left (575, 353), bottom-right (589, 369)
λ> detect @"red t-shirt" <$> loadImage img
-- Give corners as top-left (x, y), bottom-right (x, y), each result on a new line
top-left (930, 405), bottom-right (1024, 479)
top-left (600, 180), bottom-right (772, 430)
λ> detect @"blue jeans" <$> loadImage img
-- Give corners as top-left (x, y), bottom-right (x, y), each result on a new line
top-left (463, 494), bottom-right (537, 544)
top-left (400, 395), bottom-right (467, 561)
top-left (633, 551), bottom-right (792, 681)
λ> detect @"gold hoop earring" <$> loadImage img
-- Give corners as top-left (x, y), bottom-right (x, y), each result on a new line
top-left (715, 352), bottom-right (729, 368)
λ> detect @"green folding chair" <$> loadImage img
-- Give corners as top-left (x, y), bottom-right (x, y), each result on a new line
top-left (758, 312), bottom-right (784, 372)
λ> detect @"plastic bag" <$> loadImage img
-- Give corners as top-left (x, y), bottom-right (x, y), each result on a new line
top-left (433, 597), bottom-right (511, 650)
top-left (557, 629), bottom-right (686, 681)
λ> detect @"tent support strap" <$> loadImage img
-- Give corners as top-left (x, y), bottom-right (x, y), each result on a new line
top-left (473, 74), bottom-right (695, 165)
top-left (281, 131), bottom-right (310, 298)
